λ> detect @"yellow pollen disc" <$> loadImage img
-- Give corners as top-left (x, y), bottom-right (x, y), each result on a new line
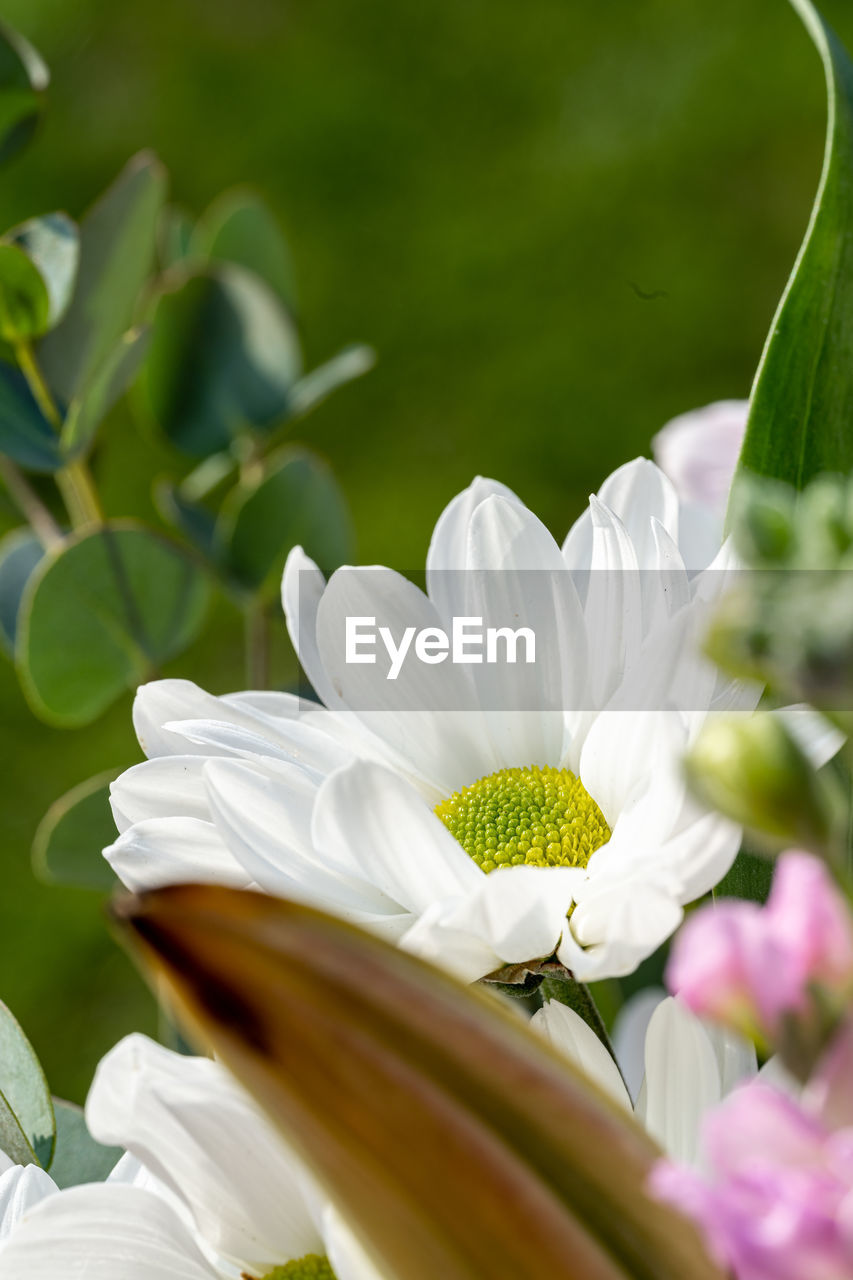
top-left (435, 764), bottom-right (611, 874)
top-left (258, 1257), bottom-right (336, 1280)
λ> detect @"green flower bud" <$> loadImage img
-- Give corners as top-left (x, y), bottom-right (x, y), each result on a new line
top-left (686, 713), bottom-right (838, 853)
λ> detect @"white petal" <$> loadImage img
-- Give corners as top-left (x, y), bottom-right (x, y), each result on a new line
top-left (162, 716), bottom-right (352, 780)
top-left (597, 458), bottom-right (680, 565)
top-left (282, 546), bottom-right (346, 710)
top-left (425, 476), bottom-right (522, 623)
top-left (110, 757), bottom-right (211, 833)
top-left (323, 1206), bottom-right (388, 1280)
top-left (312, 761), bottom-right (482, 915)
top-left (0, 1183), bottom-right (217, 1279)
top-left (582, 497), bottom-right (644, 707)
top-left (652, 399), bottom-right (747, 515)
top-left (85, 1036), bottom-right (322, 1272)
top-left (402, 865), bottom-right (582, 981)
top-left (611, 988), bottom-right (666, 1105)
top-left (701, 1021), bottom-right (757, 1096)
top-left (579, 710), bottom-right (686, 829)
top-left (0, 1164), bottom-right (57, 1239)
top-left (205, 758), bottom-right (396, 914)
top-left (313, 565), bottom-right (495, 794)
top-left (772, 704), bottom-right (845, 769)
top-left (638, 996), bottom-right (721, 1165)
top-left (132, 679), bottom-right (289, 760)
top-left (531, 1001), bottom-right (630, 1110)
top-left (560, 881), bottom-right (683, 981)
top-left (104, 817), bottom-right (252, 892)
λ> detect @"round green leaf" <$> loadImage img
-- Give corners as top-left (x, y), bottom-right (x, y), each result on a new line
top-left (0, 22), bottom-right (49, 168)
top-left (158, 204), bottom-right (196, 272)
top-left (0, 526), bottom-right (43, 654)
top-left (61, 327), bottom-right (150, 459)
top-left (0, 1089), bottom-right (37, 1167)
top-left (4, 213), bottom-right (79, 332)
top-left (48, 1100), bottom-right (121, 1187)
top-left (0, 1000), bottom-right (54, 1168)
top-left (194, 188), bottom-right (297, 311)
top-left (0, 241), bottom-right (49, 340)
top-left (218, 446), bottom-right (353, 593)
top-left (17, 522), bottom-right (210, 726)
top-left (32, 769), bottom-right (121, 891)
top-left (0, 361), bottom-right (61, 471)
top-left (139, 263), bottom-right (302, 457)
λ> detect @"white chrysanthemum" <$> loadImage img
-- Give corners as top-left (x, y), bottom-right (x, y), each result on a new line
top-left (0, 1035), bottom-right (382, 1280)
top-left (106, 459), bottom-right (839, 983)
top-left (533, 995), bottom-right (769, 1166)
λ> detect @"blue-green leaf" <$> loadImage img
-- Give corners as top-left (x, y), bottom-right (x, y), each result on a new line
top-left (194, 188), bottom-right (297, 312)
top-left (32, 770), bottom-right (120, 892)
top-left (0, 1001), bottom-right (54, 1168)
top-left (289, 344), bottom-right (375, 418)
top-left (0, 526), bottom-right (43, 654)
top-left (0, 362), bottom-right (61, 471)
top-left (48, 1100), bottom-right (121, 1187)
top-left (138, 264), bottom-right (302, 456)
top-left (4, 213), bottom-right (79, 332)
top-left (737, 0), bottom-right (853, 488)
top-left (61, 328), bottom-right (150, 458)
top-left (217, 446), bottom-right (353, 593)
top-left (17, 522), bottom-right (210, 726)
top-left (0, 22), bottom-right (48, 167)
top-left (39, 152), bottom-right (166, 403)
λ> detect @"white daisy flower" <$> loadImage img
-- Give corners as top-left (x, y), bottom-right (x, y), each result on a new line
top-left (533, 994), bottom-right (768, 1166)
top-left (0, 1035), bottom-right (382, 1280)
top-left (106, 459), bottom-right (839, 984)
top-left (652, 399), bottom-right (748, 526)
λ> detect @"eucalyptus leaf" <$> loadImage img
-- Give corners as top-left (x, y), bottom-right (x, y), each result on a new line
top-left (0, 1000), bottom-right (54, 1167)
top-left (194, 188), bottom-right (297, 311)
top-left (737, 0), bottom-right (853, 488)
top-left (4, 213), bottom-right (79, 331)
top-left (117, 886), bottom-right (724, 1280)
top-left (17, 522), bottom-right (210, 726)
top-left (61, 328), bottom-right (150, 458)
top-left (39, 152), bottom-right (166, 403)
top-left (0, 241), bottom-right (49, 340)
top-left (218, 446), bottom-right (352, 593)
top-left (0, 1089), bottom-right (36, 1168)
top-left (289, 344), bottom-right (375, 418)
top-left (0, 527), bottom-right (42, 654)
top-left (714, 848), bottom-right (774, 904)
top-left (48, 1100), bottom-right (121, 1187)
top-left (0, 362), bottom-right (61, 471)
top-left (139, 263), bottom-right (302, 456)
top-left (32, 770), bottom-right (121, 891)
top-left (158, 205), bottom-right (196, 272)
top-left (0, 22), bottom-right (49, 167)
top-left (154, 480), bottom-right (218, 561)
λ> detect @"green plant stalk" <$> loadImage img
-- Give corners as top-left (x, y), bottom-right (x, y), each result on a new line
top-left (0, 455), bottom-right (63, 550)
top-left (13, 338), bottom-right (103, 529)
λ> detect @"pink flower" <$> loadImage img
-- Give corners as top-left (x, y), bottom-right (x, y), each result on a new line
top-left (667, 852), bottom-right (853, 1045)
top-left (651, 1030), bottom-right (853, 1280)
top-left (652, 399), bottom-right (747, 517)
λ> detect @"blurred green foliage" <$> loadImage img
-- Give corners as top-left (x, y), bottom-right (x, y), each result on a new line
top-left (0, 0), bottom-right (850, 1099)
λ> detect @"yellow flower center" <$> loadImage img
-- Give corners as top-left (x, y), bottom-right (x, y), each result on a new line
top-left (435, 764), bottom-right (611, 873)
top-left (258, 1257), bottom-right (336, 1280)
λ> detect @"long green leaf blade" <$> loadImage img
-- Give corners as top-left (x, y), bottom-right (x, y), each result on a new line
top-left (738, 0), bottom-right (853, 487)
top-left (114, 886), bottom-right (723, 1280)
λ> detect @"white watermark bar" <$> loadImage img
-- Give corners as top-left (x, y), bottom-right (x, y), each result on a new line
top-left (345, 615), bottom-right (536, 679)
top-left (289, 567), bottom-right (839, 711)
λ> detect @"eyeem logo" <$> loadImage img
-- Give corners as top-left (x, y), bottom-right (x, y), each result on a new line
top-left (346, 616), bottom-right (536, 680)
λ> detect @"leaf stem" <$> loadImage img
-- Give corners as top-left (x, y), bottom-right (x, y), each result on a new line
top-left (0, 456), bottom-right (63, 551)
top-left (13, 339), bottom-right (104, 529)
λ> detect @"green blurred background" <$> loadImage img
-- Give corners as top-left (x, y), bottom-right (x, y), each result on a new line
top-left (0, 0), bottom-right (849, 1100)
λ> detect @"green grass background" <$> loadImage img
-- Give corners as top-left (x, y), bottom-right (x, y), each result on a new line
top-left (0, 0), bottom-right (849, 1099)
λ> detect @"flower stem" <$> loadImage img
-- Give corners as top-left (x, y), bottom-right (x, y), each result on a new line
top-left (14, 338), bottom-right (104, 529)
top-left (0, 455), bottom-right (64, 551)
